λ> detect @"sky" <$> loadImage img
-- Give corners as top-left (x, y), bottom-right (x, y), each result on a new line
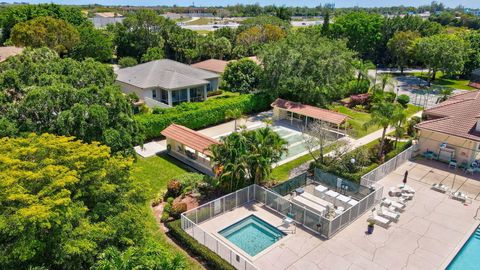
top-left (3, 1), bottom-right (480, 8)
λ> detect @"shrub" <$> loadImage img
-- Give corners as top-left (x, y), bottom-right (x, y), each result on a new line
top-left (163, 202), bottom-right (172, 214)
top-left (207, 90), bottom-right (223, 97)
top-left (118, 56), bottom-right (138, 68)
top-left (166, 220), bottom-right (235, 270)
top-left (176, 173), bottom-right (204, 194)
top-left (166, 180), bottom-right (182, 198)
top-left (151, 192), bottom-right (164, 207)
top-left (396, 94), bottom-right (410, 108)
top-left (350, 93), bottom-right (370, 107)
top-left (170, 202), bottom-right (187, 218)
top-left (406, 116), bottom-right (421, 137)
top-left (160, 212), bottom-right (170, 222)
top-left (136, 93), bottom-right (272, 140)
top-left (167, 197), bottom-right (174, 204)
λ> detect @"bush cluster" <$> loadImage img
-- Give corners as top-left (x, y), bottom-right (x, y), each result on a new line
top-left (166, 220), bottom-right (235, 270)
top-left (136, 93), bottom-right (272, 140)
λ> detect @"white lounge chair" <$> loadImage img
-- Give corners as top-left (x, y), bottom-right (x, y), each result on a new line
top-left (378, 207), bottom-right (400, 221)
top-left (432, 183), bottom-right (450, 193)
top-left (451, 191), bottom-right (471, 203)
top-left (402, 193), bottom-right (414, 200)
top-left (368, 213), bottom-right (391, 228)
top-left (382, 198), bottom-right (406, 210)
top-left (388, 187), bottom-right (401, 197)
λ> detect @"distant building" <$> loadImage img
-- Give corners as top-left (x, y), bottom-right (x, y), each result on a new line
top-left (465, 9), bottom-right (480, 16)
top-left (89, 12), bottom-right (125, 28)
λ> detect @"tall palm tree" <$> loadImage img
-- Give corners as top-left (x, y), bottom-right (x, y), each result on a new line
top-left (364, 101), bottom-right (405, 159)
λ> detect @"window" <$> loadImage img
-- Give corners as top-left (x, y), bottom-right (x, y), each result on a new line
top-left (206, 83), bottom-right (212, 92)
top-left (172, 89), bottom-right (189, 106)
top-left (160, 89), bottom-right (168, 104)
top-left (151, 89), bottom-right (157, 99)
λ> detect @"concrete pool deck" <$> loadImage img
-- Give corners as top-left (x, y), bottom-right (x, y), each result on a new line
top-left (198, 161), bottom-right (480, 270)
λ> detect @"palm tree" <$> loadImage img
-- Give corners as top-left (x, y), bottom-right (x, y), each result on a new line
top-left (436, 88), bottom-right (453, 104)
top-left (364, 101), bottom-right (405, 159)
top-left (376, 74), bottom-right (396, 92)
top-left (225, 108), bottom-right (242, 131)
top-left (353, 60), bottom-right (375, 88)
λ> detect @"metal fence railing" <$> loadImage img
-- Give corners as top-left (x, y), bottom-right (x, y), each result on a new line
top-left (270, 173), bottom-right (307, 196)
top-left (361, 145), bottom-right (417, 187)
top-left (181, 186), bottom-right (257, 270)
top-left (327, 185), bottom-right (384, 237)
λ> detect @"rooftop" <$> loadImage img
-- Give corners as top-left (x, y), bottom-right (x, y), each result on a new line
top-left (271, 98), bottom-right (349, 125)
top-left (191, 59), bottom-right (229, 74)
top-left (416, 90), bottom-right (480, 142)
top-left (115, 59), bottom-right (219, 90)
top-left (0, 46), bottom-right (23, 62)
top-left (161, 124), bottom-right (220, 155)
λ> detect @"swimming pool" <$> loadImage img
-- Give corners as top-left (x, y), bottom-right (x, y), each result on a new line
top-left (219, 215), bottom-right (286, 257)
top-left (447, 225), bottom-right (480, 270)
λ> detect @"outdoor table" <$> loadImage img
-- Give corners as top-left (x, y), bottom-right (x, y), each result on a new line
top-left (325, 190), bottom-right (339, 198)
top-left (336, 194), bottom-right (350, 203)
top-left (348, 199), bottom-right (358, 207)
top-left (315, 184), bottom-right (328, 193)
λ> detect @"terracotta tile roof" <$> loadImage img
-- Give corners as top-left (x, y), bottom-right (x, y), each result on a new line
top-left (416, 90), bottom-right (480, 141)
top-left (191, 59), bottom-right (229, 74)
top-left (161, 124), bottom-right (220, 154)
top-left (0, 47), bottom-right (23, 62)
top-left (271, 98), bottom-right (349, 125)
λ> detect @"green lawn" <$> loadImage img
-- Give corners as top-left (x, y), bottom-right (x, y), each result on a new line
top-left (132, 154), bottom-right (203, 270)
top-left (186, 17), bottom-right (213, 25)
top-left (332, 104), bottom-right (422, 139)
top-left (412, 71), bottom-right (475, 91)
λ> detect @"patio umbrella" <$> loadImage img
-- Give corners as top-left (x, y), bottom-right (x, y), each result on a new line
top-left (403, 170), bottom-right (408, 187)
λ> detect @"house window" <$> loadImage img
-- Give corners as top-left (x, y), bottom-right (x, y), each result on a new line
top-left (152, 89), bottom-right (157, 99)
top-left (207, 83), bottom-right (212, 92)
top-left (172, 89), bottom-right (189, 106)
top-left (190, 87), bottom-right (204, 102)
top-left (160, 89), bottom-right (168, 104)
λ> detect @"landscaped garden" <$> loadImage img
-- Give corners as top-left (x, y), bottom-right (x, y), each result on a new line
top-left (412, 71), bottom-right (476, 91)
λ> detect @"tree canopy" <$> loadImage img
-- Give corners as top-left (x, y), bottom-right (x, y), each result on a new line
top-left (0, 134), bottom-right (163, 269)
top-left (10, 16), bottom-right (80, 54)
top-left (260, 32), bottom-right (357, 106)
top-left (387, 31), bottom-right (420, 73)
top-left (0, 3), bottom-right (86, 43)
top-left (0, 48), bottom-right (143, 154)
top-left (414, 33), bottom-right (468, 80)
top-left (222, 58), bottom-right (262, 93)
top-left (330, 12), bottom-right (384, 62)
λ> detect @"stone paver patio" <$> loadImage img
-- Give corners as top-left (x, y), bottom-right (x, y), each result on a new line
top-left (198, 160), bottom-right (480, 270)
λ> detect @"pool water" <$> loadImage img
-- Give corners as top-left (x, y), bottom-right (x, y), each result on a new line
top-left (447, 225), bottom-right (480, 270)
top-left (219, 215), bottom-right (286, 257)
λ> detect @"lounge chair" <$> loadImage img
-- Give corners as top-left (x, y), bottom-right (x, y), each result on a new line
top-left (451, 191), bottom-right (471, 203)
top-left (432, 183), bottom-right (450, 193)
top-left (402, 193), bottom-right (414, 200)
top-left (389, 187), bottom-right (401, 197)
top-left (368, 213), bottom-right (391, 228)
top-left (382, 198), bottom-right (406, 210)
top-left (378, 207), bottom-right (399, 221)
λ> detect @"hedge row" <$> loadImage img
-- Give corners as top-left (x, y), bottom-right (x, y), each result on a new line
top-left (165, 219), bottom-right (235, 270)
top-left (136, 93), bottom-right (272, 140)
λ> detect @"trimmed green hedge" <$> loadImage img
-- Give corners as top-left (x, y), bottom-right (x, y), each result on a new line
top-left (137, 93), bottom-right (272, 140)
top-left (165, 219), bottom-right (235, 270)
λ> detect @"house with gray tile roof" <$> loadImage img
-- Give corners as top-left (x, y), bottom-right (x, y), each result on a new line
top-left (115, 59), bottom-right (220, 108)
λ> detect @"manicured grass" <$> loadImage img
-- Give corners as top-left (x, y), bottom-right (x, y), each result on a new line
top-left (186, 17), bottom-right (213, 25)
top-left (194, 29), bottom-right (213, 35)
top-left (132, 154), bottom-right (203, 270)
top-left (332, 104), bottom-right (422, 139)
top-left (412, 71), bottom-right (475, 91)
top-left (271, 145), bottom-right (336, 183)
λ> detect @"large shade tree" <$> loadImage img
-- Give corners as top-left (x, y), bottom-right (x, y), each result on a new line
top-left (414, 34), bottom-right (468, 81)
top-left (330, 11), bottom-right (384, 62)
top-left (10, 16), bottom-right (80, 54)
top-left (222, 58), bottom-right (262, 94)
top-left (260, 32), bottom-right (356, 106)
top-left (0, 134), bottom-right (183, 269)
top-left (387, 31), bottom-right (420, 74)
top-left (0, 48), bottom-right (143, 154)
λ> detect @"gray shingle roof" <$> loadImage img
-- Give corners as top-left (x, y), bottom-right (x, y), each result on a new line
top-left (115, 59), bottom-right (219, 90)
